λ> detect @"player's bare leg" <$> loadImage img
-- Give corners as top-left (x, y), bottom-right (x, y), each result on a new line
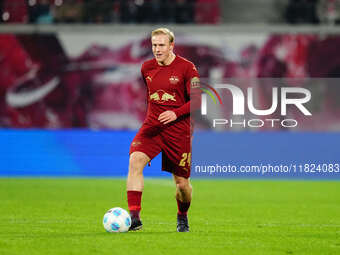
top-left (127, 151), bottom-right (150, 231)
top-left (127, 151), bottom-right (149, 191)
top-left (173, 174), bottom-right (192, 232)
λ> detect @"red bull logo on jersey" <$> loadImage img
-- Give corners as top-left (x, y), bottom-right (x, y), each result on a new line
top-left (161, 93), bottom-right (176, 101)
top-left (149, 90), bottom-right (176, 103)
top-left (149, 92), bottom-right (160, 101)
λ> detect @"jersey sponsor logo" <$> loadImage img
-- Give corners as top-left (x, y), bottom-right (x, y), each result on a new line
top-left (150, 92), bottom-right (160, 101)
top-left (161, 93), bottom-right (176, 102)
top-left (169, 75), bottom-right (180, 84)
top-left (149, 90), bottom-right (176, 103)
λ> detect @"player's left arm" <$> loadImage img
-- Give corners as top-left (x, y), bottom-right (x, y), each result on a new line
top-left (172, 62), bottom-right (200, 118)
top-left (158, 62), bottom-right (200, 124)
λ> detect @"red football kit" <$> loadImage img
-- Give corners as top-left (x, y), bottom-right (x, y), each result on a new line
top-left (129, 55), bottom-right (200, 178)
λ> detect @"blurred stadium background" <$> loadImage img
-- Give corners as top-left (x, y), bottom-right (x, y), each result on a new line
top-left (0, 0), bottom-right (340, 178)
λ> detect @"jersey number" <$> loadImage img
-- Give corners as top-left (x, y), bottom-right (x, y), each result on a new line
top-left (179, 153), bottom-right (191, 167)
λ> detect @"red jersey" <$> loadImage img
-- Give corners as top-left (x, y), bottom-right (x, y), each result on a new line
top-left (141, 55), bottom-right (200, 129)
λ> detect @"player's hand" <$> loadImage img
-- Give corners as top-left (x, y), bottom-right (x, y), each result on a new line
top-left (158, 111), bottom-right (177, 124)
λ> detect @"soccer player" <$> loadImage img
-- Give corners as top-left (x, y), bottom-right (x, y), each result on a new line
top-left (126, 27), bottom-right (200, 232)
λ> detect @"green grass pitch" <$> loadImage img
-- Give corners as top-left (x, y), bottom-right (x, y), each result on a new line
top-left (0, 178), bottom-right (339, 255)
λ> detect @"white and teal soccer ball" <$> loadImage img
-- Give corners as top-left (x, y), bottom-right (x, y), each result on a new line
top-left (103, 207), bottom-right (131, 233)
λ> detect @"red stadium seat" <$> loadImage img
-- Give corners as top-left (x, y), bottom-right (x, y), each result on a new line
top-left (2, 0), bottom-right (28, 23)
top-left (195, 0), bottom-right (220, 24)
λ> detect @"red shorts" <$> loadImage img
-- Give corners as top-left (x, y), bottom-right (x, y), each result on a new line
top-left (129, 123), bottom-right (192, 178)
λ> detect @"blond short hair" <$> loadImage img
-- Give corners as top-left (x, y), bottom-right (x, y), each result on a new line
top-left (151, 28), bottom-right (175, 43)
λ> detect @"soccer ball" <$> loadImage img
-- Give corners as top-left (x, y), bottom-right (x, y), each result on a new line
top-left (103, 207), bottom-right (131, 233)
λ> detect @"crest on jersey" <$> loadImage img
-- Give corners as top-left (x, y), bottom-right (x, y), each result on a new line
top-left (169, 76), bottom-right (180, 84)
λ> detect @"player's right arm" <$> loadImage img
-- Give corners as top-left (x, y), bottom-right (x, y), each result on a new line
top-left (140, 62), bottom-right (151, 119)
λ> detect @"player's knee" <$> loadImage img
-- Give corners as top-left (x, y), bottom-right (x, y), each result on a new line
top-left (175, 179), bottom-right (190, 192)
top-left (129, 152), bottom-right (149, 173)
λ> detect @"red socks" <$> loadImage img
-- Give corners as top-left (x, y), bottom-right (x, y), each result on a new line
top-left (128, 191), bottom-right (190, 218)
top-left (127, 191), bottom-right (142, 219)
top-left (177, 199), bottom-right (191, 216)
